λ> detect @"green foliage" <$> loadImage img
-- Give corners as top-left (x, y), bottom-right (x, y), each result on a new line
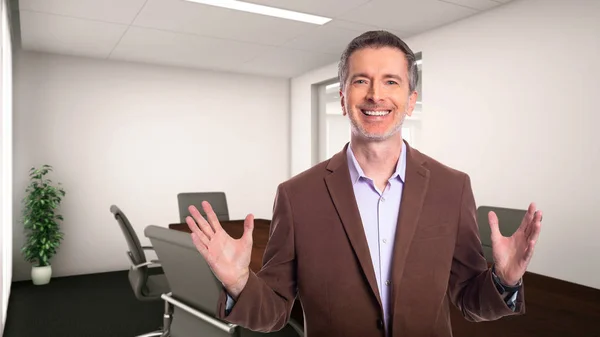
top-left (21, 165), bottom-right (66, 267)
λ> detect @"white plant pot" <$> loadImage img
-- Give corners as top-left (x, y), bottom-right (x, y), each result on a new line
top-left (31, 265), bottom-right (52, 285)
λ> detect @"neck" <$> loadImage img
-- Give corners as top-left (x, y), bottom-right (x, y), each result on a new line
top-left (349, 134), bottom-right (403, 180)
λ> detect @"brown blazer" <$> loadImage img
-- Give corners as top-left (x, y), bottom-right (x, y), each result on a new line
top-left (217, 141), bottom-right (525, 337)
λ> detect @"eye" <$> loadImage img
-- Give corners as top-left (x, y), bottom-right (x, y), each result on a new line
top-left (354, 79), bottom-right (367, 84)
top-left (386, 80), bottom-right (398, 85)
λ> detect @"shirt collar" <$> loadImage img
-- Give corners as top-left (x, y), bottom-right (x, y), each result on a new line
top-left (346, 141), bottom-right (407, 185)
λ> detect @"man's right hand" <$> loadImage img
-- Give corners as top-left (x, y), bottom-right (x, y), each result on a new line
top-left (186, 201), bottom-right (254, 300)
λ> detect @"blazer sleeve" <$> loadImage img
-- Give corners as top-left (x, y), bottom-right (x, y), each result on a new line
top-left (447, 173), bottom-right (526, 322)
top-left (215, 183), bottom-right (297, 332)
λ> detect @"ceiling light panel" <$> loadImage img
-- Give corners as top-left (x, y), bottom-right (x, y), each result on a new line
top-left (184, 0), bottom-right (332, 25)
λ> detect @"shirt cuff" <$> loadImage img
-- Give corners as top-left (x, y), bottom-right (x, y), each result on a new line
top-left (491, 265), bottom-right (522, 311)
top-left (225, 293), bottom-right (236, 314)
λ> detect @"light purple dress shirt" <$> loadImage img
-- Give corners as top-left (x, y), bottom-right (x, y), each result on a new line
top-left (346, 142), bottom-right (406, 334)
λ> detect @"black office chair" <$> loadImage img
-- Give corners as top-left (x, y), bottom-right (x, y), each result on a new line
top-left (110, 205), bottom-right (171, 337)
top-left (177, 192), bottom-right (229, 223)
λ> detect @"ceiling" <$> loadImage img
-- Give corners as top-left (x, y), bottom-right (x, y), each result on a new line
top-left (14, 0), bottom-right (513, 78)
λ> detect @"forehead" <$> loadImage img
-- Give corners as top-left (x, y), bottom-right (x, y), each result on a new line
top-left (347, 46), bottom-right (409, 77)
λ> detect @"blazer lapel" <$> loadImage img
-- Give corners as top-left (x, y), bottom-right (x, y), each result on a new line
top-left (390, 143), bottom-right (430, 322)
top-left (324, 144), bottom-right (382, 309)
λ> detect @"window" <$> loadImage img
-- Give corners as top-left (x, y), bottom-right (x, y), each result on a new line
top-left (316, 81), bottom-right (349, 161)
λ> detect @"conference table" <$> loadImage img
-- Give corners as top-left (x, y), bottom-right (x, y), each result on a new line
top-left (169, 219), bottom-right (600, 337)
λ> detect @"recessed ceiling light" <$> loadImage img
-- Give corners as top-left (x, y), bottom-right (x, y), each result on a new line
top-left (185, 0), bottom-right (332, 25)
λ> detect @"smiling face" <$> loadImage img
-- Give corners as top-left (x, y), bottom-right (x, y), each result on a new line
top-left (341, 46), bottom-right (418, 142)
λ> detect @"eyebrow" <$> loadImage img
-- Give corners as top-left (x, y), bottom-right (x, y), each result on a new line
top-left (384, 74), bottom-right (404, 82)
top-left (349, 73), bottom-right (404, 83)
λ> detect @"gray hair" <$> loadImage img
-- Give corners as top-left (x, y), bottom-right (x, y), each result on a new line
top-left (338, 30), bottom-right (419, 93)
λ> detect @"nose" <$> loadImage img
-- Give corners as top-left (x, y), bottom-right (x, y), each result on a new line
top-left (366, 82), bottom-right (383, 102)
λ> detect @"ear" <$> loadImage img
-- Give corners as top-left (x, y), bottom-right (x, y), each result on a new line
top-left (340, 89), bottom-right (347, 116)
top-left (405, 90), bottom-right (418, 117)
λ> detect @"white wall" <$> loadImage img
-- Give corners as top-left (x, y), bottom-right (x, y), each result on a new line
top-left (0, 0), bottom-right (13, 332)
top-left (291, 0), bottom-right (600, 290)
top-left (12, 51), bottom-right (290, 281)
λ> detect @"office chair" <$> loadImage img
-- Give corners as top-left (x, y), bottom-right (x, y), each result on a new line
top-left (144, 225), bottom-right (304, 337)
top-left (177, 192), bottom-right (229, 223)
top-left (476, 205), bottom-right (526, 263)
top-left (110, 205), bottom-right (171, 337)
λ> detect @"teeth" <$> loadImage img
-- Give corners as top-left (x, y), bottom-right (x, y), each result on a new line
top-left (363, 110), bottom-right (390, 116)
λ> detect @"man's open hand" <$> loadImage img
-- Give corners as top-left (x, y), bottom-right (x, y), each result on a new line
top-left (186, 201), bottom-right (254, 299)
top-left (489, 202), bottom-right (542, 285)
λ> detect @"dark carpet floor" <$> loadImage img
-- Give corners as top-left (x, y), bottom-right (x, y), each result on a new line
top-left (4, 269), bottom-right (165, 337)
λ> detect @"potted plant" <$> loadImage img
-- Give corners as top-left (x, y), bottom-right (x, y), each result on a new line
top-left (21, 164), bottom-right (66, 285)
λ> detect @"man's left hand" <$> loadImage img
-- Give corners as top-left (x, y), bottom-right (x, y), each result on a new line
top-left (489, 202), bottom-right (543, 286)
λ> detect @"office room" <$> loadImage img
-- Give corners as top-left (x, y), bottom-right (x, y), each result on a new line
top-left (1, 0), bottom-right (599, 336)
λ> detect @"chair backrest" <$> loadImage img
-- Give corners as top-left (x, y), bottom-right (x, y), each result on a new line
top-left (144, 225), bottom-right (302, 337)
top-left (145, 225), bottom-right (223, 314)
top-left (145, 225), bottom-right (232, 337)
top-left (110, 205), bottom-right (148, 298)
top-left (177, 192), bottom-right (229, 223)
top-left (476, 205), bottom-right (526, 263)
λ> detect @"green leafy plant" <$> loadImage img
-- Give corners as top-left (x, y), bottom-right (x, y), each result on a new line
top-left (21, 165), bottom-right (66, 267)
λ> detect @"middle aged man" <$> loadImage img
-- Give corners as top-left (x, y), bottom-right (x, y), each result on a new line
top-left (185, 30), bottom-right (542, 337)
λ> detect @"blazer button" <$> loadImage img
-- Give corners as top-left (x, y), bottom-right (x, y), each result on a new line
top-left (376, 318), bottom-right (384, 330)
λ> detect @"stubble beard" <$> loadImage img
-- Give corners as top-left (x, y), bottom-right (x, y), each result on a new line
top-left (349, 108), bottom-right (408, 142)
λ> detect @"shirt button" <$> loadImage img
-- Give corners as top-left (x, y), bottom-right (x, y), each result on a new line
top-left (385, 280), bottom-right (391, 286)
top-left (380, 196), bottom-right (385, 202)
top-left (382, 239), bottom-right (387, 244)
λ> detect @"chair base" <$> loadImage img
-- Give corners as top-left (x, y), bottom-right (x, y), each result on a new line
top-left (137, 294), bottom-right (174, 337)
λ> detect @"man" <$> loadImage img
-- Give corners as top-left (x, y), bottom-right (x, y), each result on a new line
top-left (186, 31), bottom-right (542, 337)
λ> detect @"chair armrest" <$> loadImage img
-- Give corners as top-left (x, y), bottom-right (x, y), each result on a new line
top-left (126, 251), bottom-right (161, 269)
top-left (131, 261), bottom-right (157, 269)
top-left (161, 293), bottom-right (238, 334)
top-left (288, 318), bottom-right (304, 337)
